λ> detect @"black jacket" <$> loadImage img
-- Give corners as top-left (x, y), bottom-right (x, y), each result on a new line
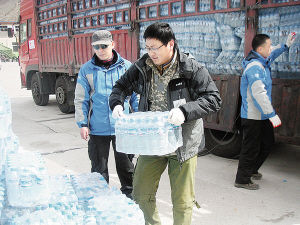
top-left (109, 51), bottom-right (222, 163)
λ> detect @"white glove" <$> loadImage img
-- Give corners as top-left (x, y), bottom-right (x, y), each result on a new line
top-left (168, 108), bottom-right (185, 126)
top-left (112, 105), bottom-right (124, 119)
top-left (286, 32), bottom-right (296, 48)
top-left (269, 115), bottom-right (281, 128)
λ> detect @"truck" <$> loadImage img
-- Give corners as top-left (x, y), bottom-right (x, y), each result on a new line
top-left (19, 0), bottom-right (300, 158)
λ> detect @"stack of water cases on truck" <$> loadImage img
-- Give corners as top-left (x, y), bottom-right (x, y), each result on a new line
top-left (139, 5), bottom-right (300, 78)
top-left (0, 86), bottom-right (144, 224)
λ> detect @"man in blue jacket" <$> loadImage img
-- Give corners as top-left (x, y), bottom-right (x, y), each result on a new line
top-left (74, 30), bottom-right (139, 198)
top-left (235, 32), bottom-right (296, 190)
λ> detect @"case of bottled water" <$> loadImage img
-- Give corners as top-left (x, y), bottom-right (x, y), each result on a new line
top-left (87, 187), bottom-right (145, 225)
top-left (70, 173), bottom-right (144, 225)
top-left (0, 87), bottom-right (144, 224)
top-left (115, 111), bottom-right (183, 155)
top-left (139, 12), bottom-right (245, 76)
top-left (5, 151), bottom-right (50, 207)
top-left (258, 5), bottom-right (300, 77)
top-left (71, 172), bottom-right (109, 205)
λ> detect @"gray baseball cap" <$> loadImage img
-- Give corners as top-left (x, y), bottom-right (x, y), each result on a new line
top-left (91, 30), bottom-right (112, 45)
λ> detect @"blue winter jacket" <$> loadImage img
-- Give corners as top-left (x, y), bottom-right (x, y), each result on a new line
top-left (240, 44), bottom-right (288, 120)
top-left (75, 51), bottom-right (139, 135)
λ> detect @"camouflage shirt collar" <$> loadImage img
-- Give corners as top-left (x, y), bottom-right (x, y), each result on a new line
top-left (146, 50), bottom-right (178, 75)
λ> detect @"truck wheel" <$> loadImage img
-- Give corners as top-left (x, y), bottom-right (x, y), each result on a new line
top-left (31, 73), bottom-right (49, 106)
top-left (204, 128), bottom-right (242, 159)
top-left (55, 76), bottom-right (75, 114)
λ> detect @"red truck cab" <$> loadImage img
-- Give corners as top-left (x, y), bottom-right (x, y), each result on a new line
top-left (19, 1), bottom-right (39, 89)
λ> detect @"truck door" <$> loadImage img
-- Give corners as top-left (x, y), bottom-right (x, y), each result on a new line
top-left (19, 19), bottom-right (30, 86)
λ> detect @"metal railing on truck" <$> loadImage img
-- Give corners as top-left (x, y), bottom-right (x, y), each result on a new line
top-left (136, 0), bottom-right (247, 133)
top-left (134, 0), bottom-right (300, 151)
top-left (36, 0), bottom-right (136, 75)
top-left (34, 0), bottom-right (300, 147)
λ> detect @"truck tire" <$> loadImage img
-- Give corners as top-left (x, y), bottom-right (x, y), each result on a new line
top-left (31, 73), bottom-right (49, 106)
top-left (204, 128), bottom-right (242, 159)
top-left (55, 76), bottom-right (75, 114)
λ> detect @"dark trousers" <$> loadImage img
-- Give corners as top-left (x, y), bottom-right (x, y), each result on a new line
top-left (88, 135), bottom-right (134, 195)
top-left (235, 119), bottom-right (275, 184)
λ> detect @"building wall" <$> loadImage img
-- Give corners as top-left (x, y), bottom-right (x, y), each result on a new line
top-left (0, 25), bottom-right (19, 53)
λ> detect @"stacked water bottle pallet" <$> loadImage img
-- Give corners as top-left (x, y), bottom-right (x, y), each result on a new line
top-left (0, 87), bottom-right (144, 224)
top-left (5, 151), bottom-right (50, 208)
top-left (0, 87), bottom-right (14, 175)
top-left (115, 111), bottom-right (183, 155)
top-left (71, 173), bottom-right (144, 224)
top-left (259, 6), bottom-right (300, 77)
top-left (139, 5), bottom-right (299, 77)
top-left (139, 12), bottom-right (245, 76)
top-left (47, 175), bottom-right (83, 224)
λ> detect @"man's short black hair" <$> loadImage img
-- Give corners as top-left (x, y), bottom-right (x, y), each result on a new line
top-left (143, 22), bottom-right (177, 47)
top-left (252, 34), bottom-right (270, 51)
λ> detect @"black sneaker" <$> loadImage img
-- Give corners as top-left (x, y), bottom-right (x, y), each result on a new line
top-left (251, 172), bottom-right (262, 180)
top-left (234, 181), bottom-right (259, 190)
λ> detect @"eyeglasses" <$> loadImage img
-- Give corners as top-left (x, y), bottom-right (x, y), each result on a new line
top-left (145, 44), bottom-right (164, 53)
top-left (93, 44), bottom-right (109, 50)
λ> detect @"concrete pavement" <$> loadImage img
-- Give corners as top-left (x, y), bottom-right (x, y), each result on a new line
top-left (1, 62), bottom-right (300, 225)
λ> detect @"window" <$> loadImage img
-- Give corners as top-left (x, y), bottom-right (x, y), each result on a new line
top-left (20, 23), bottom-right (27, 43)
top-left (160, 4), bottom-right (168, 16)
top-left (73, 20), bottom-right (78, 28)
top-left (99, 15), bottom-right (105, 25)
top-left (53, 23), bottom-right (58, 32)
top-left (139, 8), bottom-right (146, 19)
top-left (0, 26), bottom-right (8, 31)
top-left (149, 6), bottom-right (157, 18)
top-left (124, 11), bottom-right (129, 21)
top-left (27, 19), bottom-right (32, 38)
top-left (171, 2), bottom-right (181, 15)
top-left (107, 13), bottom-right (113, 24)
top-left (116, 12), bottom-right (123, 23)
top-left (86, 17), bottom-right (91, 26)
top-left (92, 16), bottom-right (98, 26)
top-left (185, 0), bottom-right (195, 13)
